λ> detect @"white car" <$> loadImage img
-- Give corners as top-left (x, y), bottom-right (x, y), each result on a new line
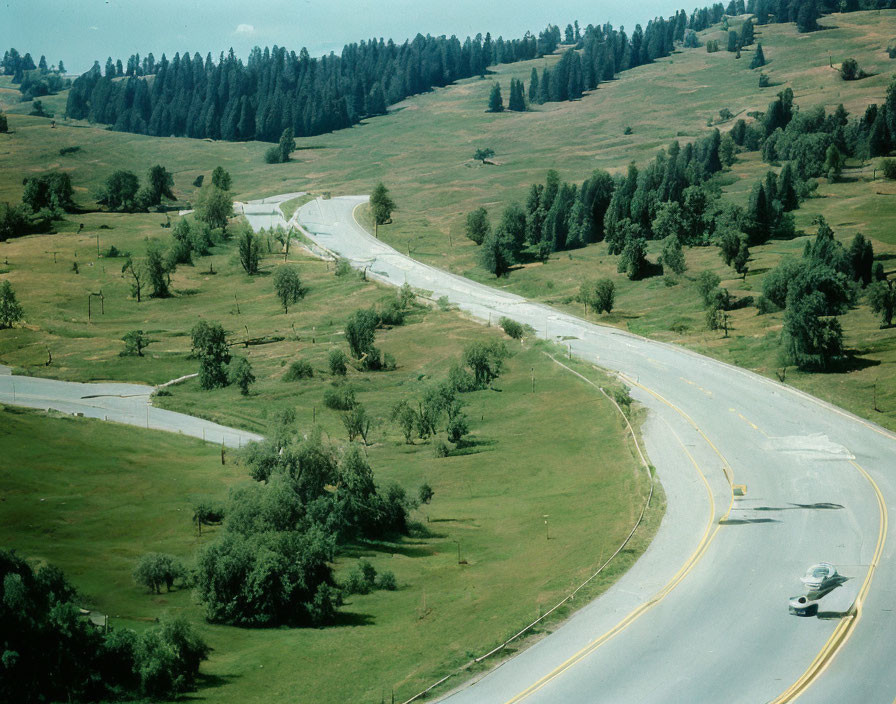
top-left (799, 562), bottom-right (838, 591)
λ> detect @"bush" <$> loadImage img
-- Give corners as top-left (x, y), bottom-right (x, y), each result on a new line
top-left (283, 359), bottom-right (314, 381)
top-left (839, 58), bottom-right (866, 81)
top-left (376, 571), bottom-right (397, 591)
top-left (324, 384), bottom-right (356, 410)
top-left (756, 296), bottom-right (780, 315)
top-left (500, 317), bottom-right (525, 339)
top-left (343, 559), bottom-right (377, 595)
top-left (378, 298), bottom-right (406, 326)
top-left (334, 258), bottom-right (353, 276)
top-left (882, 159), bottom-right (896, 180)
top-left (328, 348), bottom-right (348, 376)
top-left (433, 439), bottom-right (451, 458)
top-left (264, 146), bottom-right (282, 164)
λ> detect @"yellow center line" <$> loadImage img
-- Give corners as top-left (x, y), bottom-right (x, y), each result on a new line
top-left (768, 459), bottom-right (888, 703)
top-left (502, 420), bottom-right (723, 704)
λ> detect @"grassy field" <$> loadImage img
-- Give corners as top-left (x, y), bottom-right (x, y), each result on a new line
top-left (0, 345), bottom-right (657, 703)
top-left (3, 13), bottom-right (894, 428)
top-left (1, 9), bottom-right (895, 700)
top-left (0, 127), bottom-right (655, 701)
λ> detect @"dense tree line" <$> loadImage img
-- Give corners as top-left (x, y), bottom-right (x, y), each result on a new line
top-left (0, 550), bottom-right (208, 703)
top-left (64, 27), bottom-right (558, 141)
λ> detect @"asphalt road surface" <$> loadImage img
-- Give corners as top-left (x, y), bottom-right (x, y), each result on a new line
top-left (0, 365), bottom-right (260, 448)
top-left (284, 195), bottom-right (896, 704)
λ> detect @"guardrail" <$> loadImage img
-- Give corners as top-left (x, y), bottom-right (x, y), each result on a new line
top-left (399, 353), bottom-right (654, 704)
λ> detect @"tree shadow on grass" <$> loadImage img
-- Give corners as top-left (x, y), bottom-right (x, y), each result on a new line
top-left (331, 610), bottom-right (376, 627)
top-left (827, 352), bottom-right (882, 373)
top-left (184, 673), bottom-right (241, 700)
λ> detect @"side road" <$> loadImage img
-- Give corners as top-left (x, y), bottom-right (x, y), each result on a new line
top-left (0, 365), bottom-right (260, 447)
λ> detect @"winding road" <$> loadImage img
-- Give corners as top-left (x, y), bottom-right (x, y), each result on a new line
top-left (265, 195), bottom-right (896, 704)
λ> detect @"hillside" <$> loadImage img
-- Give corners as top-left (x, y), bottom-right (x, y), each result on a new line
top-left (1, 7), bottom-right (896, 703)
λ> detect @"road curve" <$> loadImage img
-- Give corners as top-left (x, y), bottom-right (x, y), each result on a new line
top-left (0, 365), bottom-right (261, 448)
top-left (284, 195), bottom-right (896, 704)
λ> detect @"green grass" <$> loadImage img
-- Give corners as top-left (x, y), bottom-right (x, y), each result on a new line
top-left (279, 193), bottom-right (315, 221)
top-left (0, 341), bottom-right (656, 703)
top-left (2, 10), bottom-right (896, 699)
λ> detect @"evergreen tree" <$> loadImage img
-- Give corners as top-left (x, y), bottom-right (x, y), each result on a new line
top-left (479, 229), bottom-right (512, 277)
top-left (750, 43), bottom-right (766, 69)
top-left (777, 163), bottom-right (799, 211)
top-left (727, 31), bottom-right (738, 53)
top-left (869, 109), bottom-right (890, 157)
top-left (528, 68), bottom-right (539, 103)
top-left (507, 78), bottom-right (526, 111)
top-left (0, 280), bottom-right (24, 329)
top-left (487, 82), bottom-right (504, 113)
top-left (848, 233), bottom-right (874, 286)
top-left (617, 233), bottom-right (649, 280)
top-left (278, 127), bottom-right (296, 163)
top-left (796, 1), bottom-right (820, 33)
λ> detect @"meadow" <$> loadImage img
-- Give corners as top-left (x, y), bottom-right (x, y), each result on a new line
top-left (1, 8), bottom-right (895, 701)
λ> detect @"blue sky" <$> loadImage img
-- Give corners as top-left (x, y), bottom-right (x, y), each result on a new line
top-left (3, 0), bottom-right (683, 73)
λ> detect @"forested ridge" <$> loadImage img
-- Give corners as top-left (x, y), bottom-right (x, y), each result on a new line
top-left (52, 0), bottom-right (892, 142)
top-left (60, 29), bottom-right (557, 141)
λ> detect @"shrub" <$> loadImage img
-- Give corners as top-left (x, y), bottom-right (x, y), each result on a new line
top-left (264, 146), bottom-right (282, 164)
top-left (324, 384), bottom-right (356, 410)
top-left (343, 559), bottom-right (377, 595)
top-left (283, 359), bottom-right (313, 381)
top-left (378, 298), bottom-right (406, 326)
top-left (433, 439), bottom-right (451, 458)
top-left (418, 482), bottom-right (434, 505)
top-left (839, 58), bottom-right (865, 81)
top-left (500, 317), bottom-right (525, 339)
top-left (376, 571), bottom-right (397, 591)
top-left (334, 258), bottom-right (353, 276)
top-left (881, 158), bottom-right (896, 180)
top-left (328, 348), bottom-right (348, 376)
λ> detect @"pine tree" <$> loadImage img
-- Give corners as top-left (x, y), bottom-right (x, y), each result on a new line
top-left (508, 79), bottom-right (526, 111)
top-left (750, 43), bottom-right (766, 69)
top-left (528, 68), bottom-right (539, 103)
top-left (487, 82), bottom-right (504, 113)
top-left (869, 109), bottom-right (890, 157)
top-left (777, 163), bottom-right (799, 212)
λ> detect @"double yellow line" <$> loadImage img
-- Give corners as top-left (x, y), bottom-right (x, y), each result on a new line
top-left (504, 380), bottom-right (733, 704)
top-left (504, 374), bottom-right (888, 704)
top-left (769, 459), bottom-right (888, 703)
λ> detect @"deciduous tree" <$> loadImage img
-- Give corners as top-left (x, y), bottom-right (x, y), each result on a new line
top-left (272, 264), bottom-right (305, 313)
top-left (0, 280), bottom-right (23, 328)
